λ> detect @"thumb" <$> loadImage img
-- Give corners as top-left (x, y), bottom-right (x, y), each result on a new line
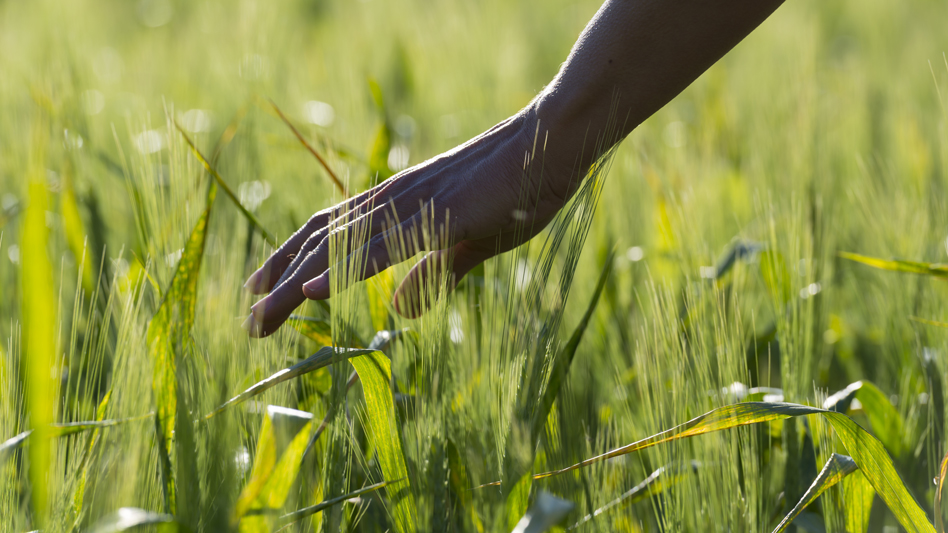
top-left (393, 241), bottom-right (495, 319)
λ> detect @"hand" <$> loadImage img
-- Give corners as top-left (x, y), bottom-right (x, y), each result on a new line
top-left (242, 105), bottom-right (580, 337)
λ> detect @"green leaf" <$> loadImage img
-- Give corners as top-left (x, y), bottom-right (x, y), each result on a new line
top-left (206, 346), bottom-right (375, 418)
top-left (350, 351), bottom-right (416, 533)
top-left (21, 177), bottom-right (58, 526)
top-left (367, 267), bottom-right (395, 333)
top-left (0, 412), bottom-right (148, 466)
top-left (823, 381), bottom-right (906, 458)
top-left (843, 470), bottom-right (875, 533)
top-left (273, 481), bottom-right (391, 532)
top-left (147, 182), bottom-right (217, 514)
top-left (839, 251), bottom-right (948, 279)
top-left (570, 461), bottom-right (699, 529)
top-left (287, 315), bottom-right (333, 346)
top-left (525, 402), bottom-right (932, 533)
top-left (235, 407), bottom-right (314, 530)
top-left (510, 491), bottom-right (575, 533)
top-left (88, 507), bottom-right (191, 533)
top-left (772, 453), bottom-right (859, 533)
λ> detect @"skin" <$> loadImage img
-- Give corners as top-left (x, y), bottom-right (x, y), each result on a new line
top-left (243, 0), bottom-right (786, 337)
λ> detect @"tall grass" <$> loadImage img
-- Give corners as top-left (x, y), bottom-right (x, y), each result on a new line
top-left (2, 0), bottom-right (948, 531)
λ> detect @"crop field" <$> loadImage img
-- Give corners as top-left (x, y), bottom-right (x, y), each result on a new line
top-left (2, 0), bottom-right (948, 531)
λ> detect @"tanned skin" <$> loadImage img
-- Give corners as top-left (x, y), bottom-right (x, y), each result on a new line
top-left (243, 0), bottom-right (786, 337)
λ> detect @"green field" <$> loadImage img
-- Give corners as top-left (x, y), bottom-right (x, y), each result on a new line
top-left (2, 0), bottom-right (948, 531)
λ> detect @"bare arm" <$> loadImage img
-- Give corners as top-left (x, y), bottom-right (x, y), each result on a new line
top-left (243, 0), bottom-right (785, 336)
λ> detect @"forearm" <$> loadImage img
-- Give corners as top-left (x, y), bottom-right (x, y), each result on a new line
top-left (534, 0), bottom-right (785, 172)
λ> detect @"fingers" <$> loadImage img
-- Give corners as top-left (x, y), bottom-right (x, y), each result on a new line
top-left (242, 183), bottom-right (386, 294)
top-left (393, 239), bottom-right (500, 319)
top-left (302, 211), bottom-right (430, 300)
top-left (245, 203), bottom-right (423, 337)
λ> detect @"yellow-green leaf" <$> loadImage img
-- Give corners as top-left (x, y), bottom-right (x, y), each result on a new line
top-left (21, 178), bottom-right (58, 526)
top-left (936, 450), bottom-right (948, 533)
top-left (350, 351), bottom-right (416, 533)
top-left (824, 381), bottom-right (906, 458)
top-left (839, 251), bottom-right (948, 279)
top-left (843, 470), bottom-right (875, 533)
top-left (147, 182), bottom-right (216, 513)
top-left (207, 346), bottom-right (375, 418)
top-left (772, 453), bottom-right (858, 533)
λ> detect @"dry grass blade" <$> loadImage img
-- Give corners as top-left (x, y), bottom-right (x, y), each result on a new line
top-left (205, 346), bottom-right (376, 418)
top-left (839, 251), bottom-right (948, 278)
top-left (172, 119), bottom-right (277, 246)
top-left (772, 453), bottom-right (858, 533)
top-left (267, 98), bottom-right (348, 197)
top-left (273, 481), bottom-right (391, 531)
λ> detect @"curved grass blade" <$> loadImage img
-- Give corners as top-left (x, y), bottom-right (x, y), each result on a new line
top-left (234, 408), bottom-right (314, 527)
top-left (911, 316), bottom-right (948, 329)
top-left (206, 346), bottom-right (375, 418)
top-left (172, 119), bottom-right (276, 246)
top-left (936, 450), bottom-right (948, 533)
top-left (22, 177), bottom-right (58, 526)
top-left (89, 507), bottom-right (191, 533)
top-left (0, 431), bottom-right (31, 463)
top-left (839, 251), bottom-right (948, 279)
top-left (266, 98), bottom-right (347, 197)
top-left (273, 481), bottom-right (390, 532)
top-left (148, 182), bottom-right (217, 514)
top-left (772, 453), bottom-right (858, 533)
top-left (520, 402), bottom-right (932, 533)
top-left (823, 381), bottom-right (906, 458)
top-left (569, 461), bottom-right (699, 530)
top-left (0, 413), bottom-right (150, 466)
top-left (511, 491), bottom-right (575, 533)
top-left (350, 351), bottom-right (416, 533)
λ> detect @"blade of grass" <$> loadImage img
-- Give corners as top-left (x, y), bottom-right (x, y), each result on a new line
top-left (206, 346), bottom-right (376, 418)
top-left (844, 470), bottom-right (875, 533)
top-left (569, 461), bottom-right (699, 530)
top-left (273, 481), bottom-right (391, 531)
top-left (147, 182), bottom-right (217, 514)
top-left (823, 380), bottom-right (906, 458)
top-left (266, 98), bottom-right (347, 197)
top-left (911, 316), bottom-right (948, 329)
top-left (507, 402), bottom-right (931, 533)
top-left (350, 350), bottom-right (416, 533)
top-left (839, 251), bottom-right (948, 278)
top-left (172, 119), bottom-right (276, 246)
top-left (22, 176), bottom-right (58, 526)
top-left (772, 453), bottom-right (858, 533)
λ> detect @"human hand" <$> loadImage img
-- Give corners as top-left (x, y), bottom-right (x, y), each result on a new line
top-left (242, 105), bottom-right (580, 337)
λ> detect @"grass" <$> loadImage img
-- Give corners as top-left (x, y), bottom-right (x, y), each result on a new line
top-left (2, 0), bottom-right (948, 531)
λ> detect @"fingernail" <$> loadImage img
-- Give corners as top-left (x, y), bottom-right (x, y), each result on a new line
top-left (250, 297), bottom-right (269, 318)
top-left (244, 268), bottom-right (265, 291)
top-left (302, 275), bottom-right (329, 299)
top-left (241, 314), bottom-right (258, 336)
